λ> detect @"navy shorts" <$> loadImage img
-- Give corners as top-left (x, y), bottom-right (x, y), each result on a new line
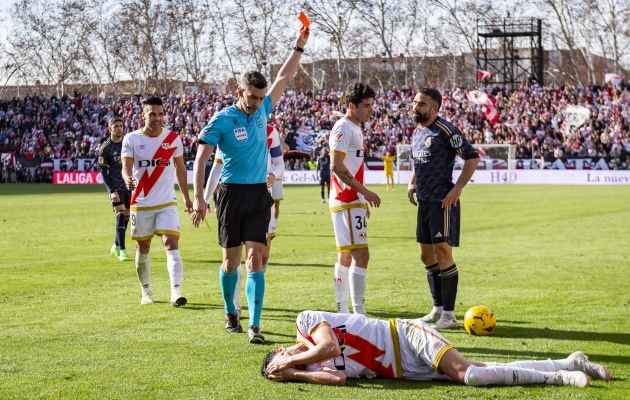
top-left (216, 183), bottom-right (273, 248)
top-left (111, 190), bottom-right (131, 210)
top-left (320, 173), bottom-right (330, 185)
top-left (416, 200), bottom-right (460, 247)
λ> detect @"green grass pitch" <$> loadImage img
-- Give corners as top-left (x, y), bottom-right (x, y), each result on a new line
top-left (0, 183), bottom-right (628, 399)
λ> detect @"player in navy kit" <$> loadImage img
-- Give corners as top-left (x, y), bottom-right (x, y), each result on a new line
top-left (407, 88), bottom-right (480, 330)
top-left (98, 117), bottom-right (131, 261)
top-left (317, 148), bottom-right (330, 203)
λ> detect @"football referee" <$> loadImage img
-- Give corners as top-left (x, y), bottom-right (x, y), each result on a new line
top-left (407, 88), bottom-right (480, 331)
top-left (192, 26), bottom-right (310, 344)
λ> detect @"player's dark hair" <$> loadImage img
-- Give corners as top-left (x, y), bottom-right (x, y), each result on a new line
top-left (108, 117), bottom-right (123, 126)
top-left (241, 71), bottom-right (267, 90)
top-left (418, 87), bottom-right (442, 110)
top-left (261, 351), bottom-right (277, 379)
top-left (345, 82), bottom-right (376, 107)
top-left (141, 96), bottom-right (163, 107)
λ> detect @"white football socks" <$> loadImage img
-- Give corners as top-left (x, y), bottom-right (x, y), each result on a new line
top-left (334, 263), bottom-right (350, 313)
top-left (234, 264), bottom-right (242, 310)
top-left (349, 266), bottom-right (367, 315)
top-left (166, 250), bottom-right (184, 295)
top-left (485, 359), bottom-right (574, 372)
top-left (465, 364), bottom-right (568, 386)
top-left (136, 252), bottom-right (151, 293)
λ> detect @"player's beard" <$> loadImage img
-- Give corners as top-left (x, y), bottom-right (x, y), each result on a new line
top-left (413, 111), bottom-right (431, 124)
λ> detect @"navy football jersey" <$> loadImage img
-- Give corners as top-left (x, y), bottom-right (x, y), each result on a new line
top-left (98, 139), bottom-right (128, 193)
top-left (412, 117), bottom-right (478, 203)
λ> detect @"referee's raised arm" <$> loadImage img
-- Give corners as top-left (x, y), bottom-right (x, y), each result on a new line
top-left (268, 26), bottom-right (310, 105)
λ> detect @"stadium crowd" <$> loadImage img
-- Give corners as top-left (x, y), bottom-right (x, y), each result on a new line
top-left (1, 81), bottom-right (630, 182)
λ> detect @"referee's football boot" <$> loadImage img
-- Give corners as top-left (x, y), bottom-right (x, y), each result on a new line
top-left (569, 352), bottom-right (611, 381)
top-left (170, 291), bottom-right (187, 307)
top-left (248, 325), bottom-right (265, 344)
top-left (225, 313), bottom-right (243, 333)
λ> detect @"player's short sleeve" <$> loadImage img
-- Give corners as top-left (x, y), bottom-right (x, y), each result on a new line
top-left (329, 124), bottom-right (352, 157)
top-left (173, 135), bottom-right (184, 158)
top-left (296, 311), bottom-right (329, 347)
top-left (199, 117), bottom-right (220, 146)
top-left (444, 124), bottom-right (479, 160)
top-left (261, 95), bottom-right (273, 118)
top-left (121, 136), bottom-right (134, 160)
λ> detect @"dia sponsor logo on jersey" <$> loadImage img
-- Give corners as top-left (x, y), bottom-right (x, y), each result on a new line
top-left (138, 158), bottom-right (171, 167)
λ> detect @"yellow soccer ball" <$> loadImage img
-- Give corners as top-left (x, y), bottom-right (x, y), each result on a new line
top-left (463, 305), bottom-right (496, 336)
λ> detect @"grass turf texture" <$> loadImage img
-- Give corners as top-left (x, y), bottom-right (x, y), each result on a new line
top-left (0, 183), bottom-right (628, 399)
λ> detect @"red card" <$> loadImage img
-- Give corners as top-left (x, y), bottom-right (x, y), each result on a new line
top-left (298, 11), bottom-right (310, 27)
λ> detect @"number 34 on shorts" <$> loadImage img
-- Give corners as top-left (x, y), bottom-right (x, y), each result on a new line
top-left (331, 206), bottom-right (368, 252)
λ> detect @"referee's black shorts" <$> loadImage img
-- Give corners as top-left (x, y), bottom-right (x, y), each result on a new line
top-left (216, 183), bottom-right (273, 248)
top-left (111, 189), bottom-right (131, 210)
top-left (416, 200), bottom-right (460, 247)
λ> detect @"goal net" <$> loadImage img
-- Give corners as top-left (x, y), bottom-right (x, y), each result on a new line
top-left (468, 144), bottom-right (517, 171)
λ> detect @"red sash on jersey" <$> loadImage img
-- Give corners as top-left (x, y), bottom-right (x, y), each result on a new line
top-left (131, 131), bottom-right (179, 205)
top-left (332, 161), bottom-right (365, 203)
top-left (331, 327), bottom-right (395, 378)
top-left (266, 125), bottom-right (274, 150)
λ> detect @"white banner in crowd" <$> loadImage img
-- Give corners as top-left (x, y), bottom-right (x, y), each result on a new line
top-left (295, 126), bottom-right (316, 151)
top-left (564, 105), bottom-right (590, 135)
top-left (605, 73), bottom-right (623, 86)
top-left (1, 153), bottom-right (15, 166)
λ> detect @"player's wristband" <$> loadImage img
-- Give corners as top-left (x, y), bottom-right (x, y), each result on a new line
top-left (293, 46), bottom-right (304, 53)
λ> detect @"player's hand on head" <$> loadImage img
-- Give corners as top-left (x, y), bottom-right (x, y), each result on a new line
top-left (268, 368), bottom-right (296, 382)
top-left (266, 354), bottom-right (292, 374)
top-left (407, 185), bottom-right (417, 206)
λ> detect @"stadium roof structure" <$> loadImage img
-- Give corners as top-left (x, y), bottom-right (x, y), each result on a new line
top-left (477, 18), bottom-right (544, 89)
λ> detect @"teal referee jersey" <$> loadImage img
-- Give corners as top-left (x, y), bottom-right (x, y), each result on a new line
top-left (198, 95), bottom-right (273, 184)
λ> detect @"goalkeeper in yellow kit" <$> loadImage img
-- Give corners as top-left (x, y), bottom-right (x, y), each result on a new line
top-left (380, 151), bottom-right (397, 190)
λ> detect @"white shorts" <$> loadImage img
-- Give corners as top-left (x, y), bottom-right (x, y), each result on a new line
top-left (130, 205), bottom-right (181, 241)
top-left (331, 206), bottom-right (368, 252)
top-left (397, 319), bottom-right (456, 381)
top-left (267, 208), bottom-right (276, 239)
top-left (271, 179), bottom-right (284, 200)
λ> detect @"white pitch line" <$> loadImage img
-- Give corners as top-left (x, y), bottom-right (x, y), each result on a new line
top-left (0, 254), bottom-right (110, 268)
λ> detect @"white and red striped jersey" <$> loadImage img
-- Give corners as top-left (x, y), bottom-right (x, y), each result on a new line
top-left (329, 118), bottom-right (366, 212)
top-left (296, 311), bottom-right (401, 379)
top-left (121, 127), bottom-right (183, 210)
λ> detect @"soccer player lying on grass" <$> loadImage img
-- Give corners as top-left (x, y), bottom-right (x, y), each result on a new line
top-left (262, 311), bottom-right (611, 387)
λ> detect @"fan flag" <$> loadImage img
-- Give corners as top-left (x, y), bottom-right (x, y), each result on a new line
top-left (605, 73), bottom-right (623, 86)
top-left (477, 69), bottom-right (492, 81)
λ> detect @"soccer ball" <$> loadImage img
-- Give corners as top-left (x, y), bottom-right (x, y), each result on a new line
top-left (463, 305), bottom-right (496, 336)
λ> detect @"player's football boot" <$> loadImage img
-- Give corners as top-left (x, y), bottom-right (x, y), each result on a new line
top-left (248, 325), bottom-right (265, 344)
top-left (111, 245), bottom-right (120, 258)
top-left (432, 315), bottom-right (457, 330)
top-left (118, 251), bottom-right (129, 262)
top-left (140, 291), bottom-right (154, 305)
top-left (569, 351), bottom-right (611, 381)
top-left (170, 291), bottom-right (187, 307)
top-left (553, 370), bottom-right (590, 387)
top-left (225, 313), bottom-right (243, 333)
top-left (420, 311), bottom-right (441, 323)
